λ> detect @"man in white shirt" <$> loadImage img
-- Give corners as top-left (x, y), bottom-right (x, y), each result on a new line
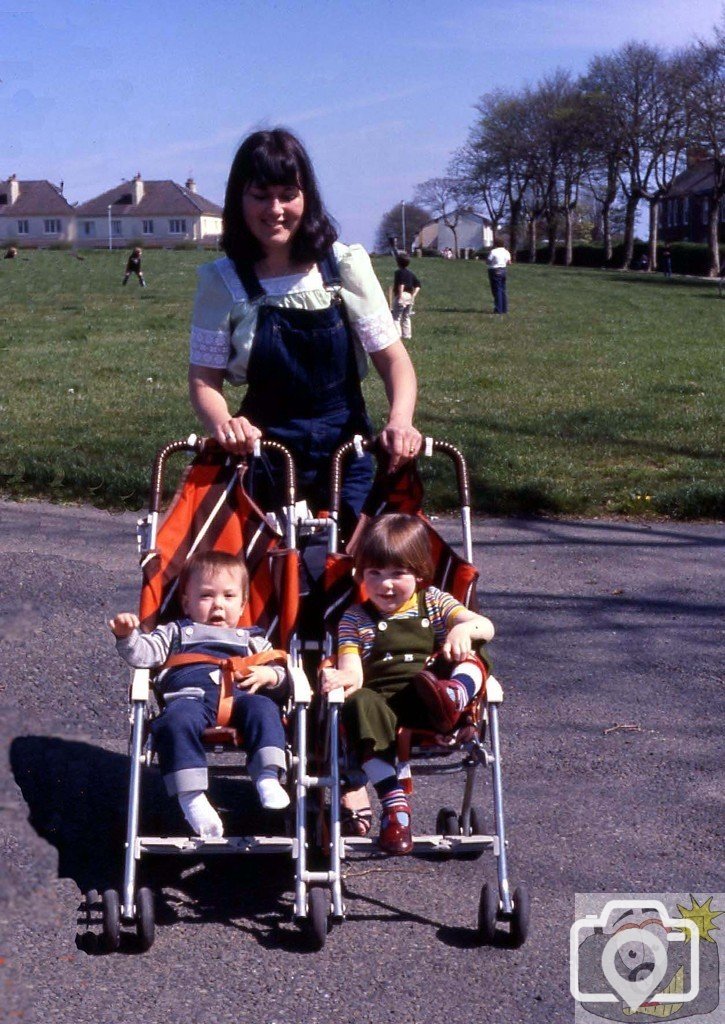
top-left (486, 237), bottom-right (512, 314)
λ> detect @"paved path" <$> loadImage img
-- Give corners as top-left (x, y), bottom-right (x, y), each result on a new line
top-left (1, 500), bottom-right (723, 1024)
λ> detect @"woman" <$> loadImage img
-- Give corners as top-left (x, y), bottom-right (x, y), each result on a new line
top-left (188, 128), bottom-right (421, 526)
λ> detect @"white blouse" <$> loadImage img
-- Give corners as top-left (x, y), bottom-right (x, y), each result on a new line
top-left (189, 241), bottom-right (399, 387)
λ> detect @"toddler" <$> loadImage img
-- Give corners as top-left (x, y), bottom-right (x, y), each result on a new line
top-left (321, 514), bottom-right (494, 855)
top-left (110, 550), bottom-right (289, 839)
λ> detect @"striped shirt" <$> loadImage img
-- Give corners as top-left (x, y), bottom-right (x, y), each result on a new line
top-left (338, 586), bottom-right (466, 662)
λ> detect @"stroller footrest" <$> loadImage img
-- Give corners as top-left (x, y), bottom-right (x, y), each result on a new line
top-left (343, 834), bottom-right (499, 856)
top-left (136, 835), bottom-right (295, 855)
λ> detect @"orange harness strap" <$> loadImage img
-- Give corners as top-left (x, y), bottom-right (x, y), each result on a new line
top-left (162, 649), bottom-right (287, 727)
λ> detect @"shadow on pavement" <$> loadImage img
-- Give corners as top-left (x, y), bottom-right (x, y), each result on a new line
top-left (10, 736), bottom-right (300, 953)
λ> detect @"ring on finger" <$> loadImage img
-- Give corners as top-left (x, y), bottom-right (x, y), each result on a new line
top-left (225, 431), bottom-right (235, 442)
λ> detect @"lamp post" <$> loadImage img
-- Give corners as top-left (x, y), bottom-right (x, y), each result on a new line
top-left (108, 205), bottom-right (112, 251)
top-left (401, 200), bottom-right (406, 253)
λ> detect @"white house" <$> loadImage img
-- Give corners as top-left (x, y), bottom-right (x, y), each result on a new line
top-left (414, 211), bottom-right (493, 255)
top-left (0, 176), bottom-right (76, 247)
top-left (73, 175), bottom-right (222, 248)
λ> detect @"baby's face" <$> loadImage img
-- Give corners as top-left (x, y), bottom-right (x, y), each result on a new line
top-left (181, 567), bottom-right (245, 628)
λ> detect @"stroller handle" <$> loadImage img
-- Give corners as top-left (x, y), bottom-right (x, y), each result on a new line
top-left (149, 436), bottom-right (297, 514)
top-left (329, 436), bottom-right (471, 513)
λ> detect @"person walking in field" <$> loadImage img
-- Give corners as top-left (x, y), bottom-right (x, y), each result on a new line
top-left (486, 236), bottom-right (511, 314)
top-left (391, 253), bottom-right (421, 341)
top-left (122, 247), bottom-right (146, 287)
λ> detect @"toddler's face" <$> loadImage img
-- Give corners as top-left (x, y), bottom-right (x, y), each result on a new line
top-left (362, 565), bottom-right (418, 616)
top-left (181, 567), bottom-right (245, 628)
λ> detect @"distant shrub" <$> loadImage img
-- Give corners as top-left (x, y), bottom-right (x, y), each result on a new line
top-left (47, 241), bottom-right (72, 251)
top-left (516, 241), bottom-right (724, 276)
top-left (420, 247), bottom-right (443, 257)
top-left (172, 241), bottom-right (200, 251)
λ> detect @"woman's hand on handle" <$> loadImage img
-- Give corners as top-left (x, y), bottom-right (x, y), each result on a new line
top-left (189, 364), bottom-right (262, 454)
top-left (213, 415), bottom-right (262, 454)
top-left (379, 421), bottom-right (422, 473)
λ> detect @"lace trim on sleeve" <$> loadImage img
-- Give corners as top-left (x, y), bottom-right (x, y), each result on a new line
top-left (189, 325), bottom-right (230, 368)
top-left (351, 307), bottom-right (400, 353)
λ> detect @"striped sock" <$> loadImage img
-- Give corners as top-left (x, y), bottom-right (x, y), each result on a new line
top-left (376, 776), bottom-right (410, 827)
top-left (449, 661), bottom-right (484, 708)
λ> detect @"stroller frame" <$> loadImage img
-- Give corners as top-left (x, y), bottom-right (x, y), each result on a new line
top-left (93, 436), bottom-right (329, 952)
top-left (316, 437), bottom-right (528, 948)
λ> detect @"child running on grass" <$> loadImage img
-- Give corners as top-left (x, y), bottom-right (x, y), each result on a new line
top-left (320, 513), bottom-right (494, 855)
top-left (110, 550), bottom-right (289, 838)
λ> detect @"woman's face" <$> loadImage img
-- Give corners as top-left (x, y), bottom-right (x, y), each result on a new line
top-left (242, 182), bottom-right (305, 255)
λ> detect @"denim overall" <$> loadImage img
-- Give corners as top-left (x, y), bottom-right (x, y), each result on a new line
top-left (233, 250), bottom-right (374, 522)
top-left (149, 621), bottom-right (286, 796)
top-left (341, 593), bottom-right (437, 761)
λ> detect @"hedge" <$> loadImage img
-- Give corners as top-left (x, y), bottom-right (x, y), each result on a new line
top-left (515, 241), bottom-right (724, 276)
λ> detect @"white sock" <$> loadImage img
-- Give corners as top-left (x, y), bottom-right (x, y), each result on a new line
top-left (255, 768), bottom-right (290, 810)
top-left (178, 790), bottom-right (224, 838)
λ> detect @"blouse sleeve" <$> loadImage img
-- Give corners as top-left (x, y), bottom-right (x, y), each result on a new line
top-left (336, 243), bottom-right (399, 354)
top-left (189, 262), bottom-right (233, 370)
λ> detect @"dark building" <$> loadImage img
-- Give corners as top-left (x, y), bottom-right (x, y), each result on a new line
top-left (659, 155), bottom-right (725, 244)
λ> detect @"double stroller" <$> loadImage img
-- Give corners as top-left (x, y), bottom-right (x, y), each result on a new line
top-left (85, 433), bottom-right (529, 951)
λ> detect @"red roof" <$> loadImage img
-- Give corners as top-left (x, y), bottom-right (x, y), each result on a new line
top-left (0, 179), bottom-right (75, 216)
top-left (75, 179), bottom-right (222, 217)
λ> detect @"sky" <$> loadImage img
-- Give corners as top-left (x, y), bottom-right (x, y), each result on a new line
top-left (2, 0), bottom-right (723, 249)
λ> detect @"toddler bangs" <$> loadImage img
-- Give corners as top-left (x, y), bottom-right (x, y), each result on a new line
top-left (354, 514), bottom-right (433, 584)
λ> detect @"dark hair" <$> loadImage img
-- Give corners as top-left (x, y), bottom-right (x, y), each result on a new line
top-left (354, 514), bottom-right (433, 585)
top-left (179, 550), bottom-right (249, 604)
top-left (493, 235), bottom-right (505, 248)
top-left (221, 128), bottom-right (338, 264)
top-left (396, 253), bottom-right (411, 268)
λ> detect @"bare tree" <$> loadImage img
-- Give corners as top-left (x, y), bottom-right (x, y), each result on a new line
top-left (373, 202), bottom-right (430, 255)
top-left (684, 26), bottom-right (725, 276)
top-left (413, 177), bottom-right (465, 256)
top-left (460, 89), bottom-right (537, 258)
top-left (587, 43), bottom-right (666, 269)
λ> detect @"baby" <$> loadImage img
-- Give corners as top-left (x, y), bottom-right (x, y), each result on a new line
top-left (110, 550), bottom-right (289, 838)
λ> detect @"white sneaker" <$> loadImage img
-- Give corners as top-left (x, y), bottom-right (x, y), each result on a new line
top-left (255, 772), bottom-right (290, 810)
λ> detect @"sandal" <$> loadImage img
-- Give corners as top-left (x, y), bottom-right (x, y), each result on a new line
top-left (340, 806), bottom-right (373, 838)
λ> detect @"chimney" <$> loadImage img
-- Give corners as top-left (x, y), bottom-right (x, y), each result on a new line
top-left (185, 177), bottom-right (197, 193)
top-left (686, 147), bottom-right (708, 169)
top-left (132, 173), bottom-right (144, 204)
top-left (8, 174), bottom-right (19, 204)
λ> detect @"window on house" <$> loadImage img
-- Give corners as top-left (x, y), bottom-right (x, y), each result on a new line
top-left (43, 219), bottom-right (61, 234)
top-left (17, 220), bottom-right (29, 234)
top-left (169, 218), bottom-right (187, 234)
top-left (82, 221), bottom-right (96, 237)
top-left (682, 197), bottom-right (689, 223)
top-left (142, 219), bottom-right (154, 235)
top-left (112, 220), bottom-right (122, 236)
top-left (701, 197), bottom-right (710, 224)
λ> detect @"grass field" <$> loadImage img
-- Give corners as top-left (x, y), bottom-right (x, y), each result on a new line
top-left (1, 249), bottom-right (722, 517)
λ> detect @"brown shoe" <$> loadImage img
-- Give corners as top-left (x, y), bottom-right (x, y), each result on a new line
top-left (413, 669), bottom-right (463, 733)
top-left (378, 808), bottom-right (413, 856)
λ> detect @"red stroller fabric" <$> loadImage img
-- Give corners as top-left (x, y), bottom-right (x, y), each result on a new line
top-left (138, 445), bottom-right (299, 647)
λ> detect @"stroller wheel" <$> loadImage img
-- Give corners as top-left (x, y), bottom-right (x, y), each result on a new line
top-left (135, 887), bottom-right (156, 952)
top-left (101, 889), bottom-right (121, 952)
top-left (509, 884), bottom-right (530, 947)
top-left (306, 887), bottom-right (329, 951)
top-left (477, 882), bottom-right (499, 945)
top-left (435, 807), bottom-right (458, 836)
top-left (458, 807), bottom-right (485, 861)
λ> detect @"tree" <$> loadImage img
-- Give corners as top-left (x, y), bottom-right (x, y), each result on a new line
top-left (461, 89), bottom-right (537, 258)
top-left (684, 25), bottom-right (725, 276)
top-left (413, 177), bottom-right (466, 256)
top-left (373, 201), bottom-right (430, 254)
top-left (587, 43), bottom-right (668, 269)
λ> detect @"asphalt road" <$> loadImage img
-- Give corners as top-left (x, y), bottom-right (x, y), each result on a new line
top-left (1, 500), bottom-right (723, 1024)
